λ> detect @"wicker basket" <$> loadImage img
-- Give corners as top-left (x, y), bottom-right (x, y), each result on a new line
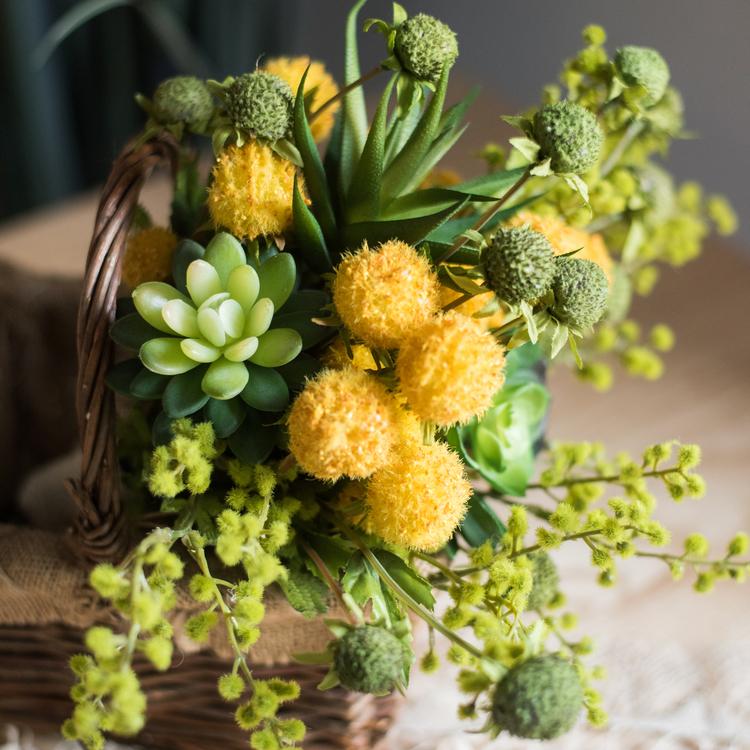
top-left (0, 134), bottom-right (400, 748)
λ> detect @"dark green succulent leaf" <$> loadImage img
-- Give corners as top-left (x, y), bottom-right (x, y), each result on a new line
top-left (456, 493), bottom-right (507, 549)
top-left (170, 157), bottom-right (208, 237)
top-left (384, 85), bottom-right (423, 165)
top-left (227, 409), bottom-right (279, 464)
top-left (324, 108), bottom-right (345, 215)
top-left (111, 314), bottom-right (167, 351)
top-left (272, 311), bottom-right (333, 349)
top-left (381, 65), bottom-right (450, 202)
top-left (372, 549), bottom-right (435, 610)
top-left (276, 353), bottom-right (322, 391)
top-left (403, 123), bottom-right (468, 193)
top-left (281, 289), bottom-right (329, 314)
top-left (162, 365), bottom-right (210, 418)
top-left (294, 68), bottom-right (337, 244)
top-left (203, 396), bottom-right (246, 438)
top-left (342, 197), bottom-right (468, 249)
top-left (240, 364), bottom-right (290, 412)
top-left (292, 175), bottom-right (332, 273)
top-left (106, 358), bottom-right (143, 395)
top-left (152, 410), bottom-right (174, 446)
top-left (172, 239), bottom-right (206, 295)
top-left (130, 368), bottom-right (169, 400)
top-left (340, 0), bottom-right (370, 189)
top-left (347, 75), bottom-right (397, 222)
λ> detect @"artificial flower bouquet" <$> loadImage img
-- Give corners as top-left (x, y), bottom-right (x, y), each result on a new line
top-left (62, 2), bottom-right (744, 748)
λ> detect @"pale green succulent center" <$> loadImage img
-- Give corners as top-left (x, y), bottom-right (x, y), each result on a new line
top-left (131, 232), bottom-right (301, 400)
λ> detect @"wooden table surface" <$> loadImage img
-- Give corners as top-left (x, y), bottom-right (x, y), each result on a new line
top-left (1, 180), bottom-right (749, 748)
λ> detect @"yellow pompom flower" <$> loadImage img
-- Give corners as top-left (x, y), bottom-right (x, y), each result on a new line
top-left (397, 312), bottom-right (506, 426)
top-left (264, 56), bottom-right (339, 141)
top-left (365, 439), bottom-right (471, 552)
top-left (333, 240), bottom-right (440, 349)
top-left (207, 141), bottom-right (297, 240)
top-left (287, 367), bottom-right (398, 481)
top-left (122, 227), bottom-right (177, 289)
top-left (509, 211), bottom-right (613, 284)
top-left (322, 338), bottom-right (378, 371)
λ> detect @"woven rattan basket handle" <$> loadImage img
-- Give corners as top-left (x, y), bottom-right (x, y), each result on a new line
top-left (68, 134), bottom-right (179, 562)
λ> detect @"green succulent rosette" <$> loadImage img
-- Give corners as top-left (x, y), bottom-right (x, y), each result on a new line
top-left (108, 232), bottom-right (327, 459)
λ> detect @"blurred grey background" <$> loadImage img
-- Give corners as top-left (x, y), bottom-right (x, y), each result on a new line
top-left (1, 0), bottom-right (747, 243)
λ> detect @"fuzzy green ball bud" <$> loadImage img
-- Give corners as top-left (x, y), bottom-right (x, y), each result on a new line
top-left (334, 626), bottom-right (403, 695)
top-left (532, 101), bottom-right (603, 174)
top-left (484, 226), bottom-right (555, 305)
top-left (491, 655), bottom-right (584, 739)
top-left (551, 257), bottom-right (609, 329)
top-left (395, 13), bottom-right (458, 82)
top-left (152, 76), bottom-right (213, 131)
top-left (526, 552), bottom-right (560, 611)
top-left (227, 71), bottom-right (293, 141)
top-left (615, 46), bottom-right (670, 106)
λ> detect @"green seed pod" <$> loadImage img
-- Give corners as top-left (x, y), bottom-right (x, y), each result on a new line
top-left (227, 71), bottom-right (293, 141)
top-left (492, 654), bottom-right (583, 739)
top-left (152, 76), bottom-right (214, 131)
top-left (614, 46), bottom-right (670, 106)
top-left (526, 552), bottom-right (559, 611)
top-left (395, 13), bottom-right (459, 82)
top-left (333, 626), bottom-right (403, 695)
top-left (532, 101), bottom-right (604, 175)
top-left (483, 226), bottom-right (556, 305)
top-left (551, 256), bottom-right (609, 329)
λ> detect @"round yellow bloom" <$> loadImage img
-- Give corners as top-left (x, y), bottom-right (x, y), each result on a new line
top-left (287, 367), bottom-right (398, 481)
top-left (365, 439), bottom-right (471, 552)
top-left (264, 56), bottom-right (339, 141)
top-left (122, 226), bottom-right (177, 289)
top-left (396, 312), bottom-right (506, 426)
top-left (333, 240), bottom-right (440, 349)
top-left (322, 338), bottom-right (378, 371)
top-left (208, 141), bottom-right (296, 240)
top-left (509, 211), bottom-right (613, 284)
top-left (439, 286), bottom-right (506, 330)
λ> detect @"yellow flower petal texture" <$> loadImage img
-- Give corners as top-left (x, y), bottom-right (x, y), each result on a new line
top-left (365, 439), bottom-right (471, 552)
top-left (264, 56), bottom-right (339, 141)
top-left (333, 240), bottom-right (440, 349)
top-left (122, 227), bottom-right (178, 289)
top-left (287, 367), bottom-right (398, 481)
top-left (396, 311), bottom-right (506, 427)
top-left (207, 141), bottom-right (296, 241)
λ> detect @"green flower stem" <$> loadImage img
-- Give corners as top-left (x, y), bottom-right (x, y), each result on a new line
top-left (411, 550), bottom-right (464, 584)
top-left (435, 168), bottom-right (532, 264)
top-left (622, 547), bottom-right (750, 569)
top-left (527, 466), bottom-right (683, 490)
top-left (599, 119), bottom-right (644, 178)
top-left (490, 314), bottom-right (525, 339)
top-left (309, 64), bottom-right (384, 123)
top-left (182, 539), bottom-right (255, 685)
top-left (300, 539), bottom-right (358, 625)
top-left (442, 291), bottom-right (475, 312)
top-left (339, 523), bottom-right (488, 662)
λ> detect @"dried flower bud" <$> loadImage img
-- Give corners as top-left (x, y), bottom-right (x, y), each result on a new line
top-left (551, 257), bottom-right (609, 329)
top-left (152, 76), bottom-right (214, 131)
top-left (532, 101), bottom-right (603, 174)
top-left (334, 626), bottom-right (403, 695)
top-left (615, 46), bottom-right (670, 106)
top-left (227, 71), bottom-right (293, 141)
top-left (491, 655), bottom-right (583, 739)
top-left (395, 13), bottom-right (458, 82)
top-left (484, 226), bottom-right (555, 305)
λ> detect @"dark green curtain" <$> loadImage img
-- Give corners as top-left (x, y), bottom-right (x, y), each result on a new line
top-left (0, 0), bottom-right (298, 220)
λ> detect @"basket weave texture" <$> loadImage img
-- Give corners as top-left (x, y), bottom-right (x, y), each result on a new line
top-left (0, 135), bottom-right (400, 748)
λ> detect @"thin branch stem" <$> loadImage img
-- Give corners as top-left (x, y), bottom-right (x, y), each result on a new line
top-left (442, 291), bottom-right (475, 312)
top-left (301, 540), bottom-right (357, 625)
top-left (599, 120), bottom-right (644, 178)
top-left (527, 466), bottom-right (681, 491)
top-left (309, 64), bottom-right (383, 123)
top-left (435, 168), bottom-right (532, 264)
